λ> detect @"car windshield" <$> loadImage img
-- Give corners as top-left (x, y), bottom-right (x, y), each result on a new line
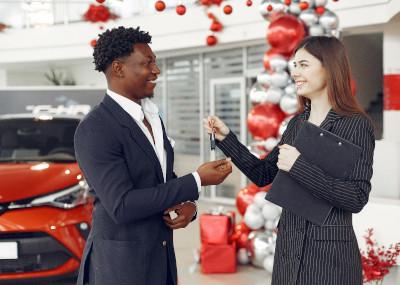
top-left (0, 117), bottom-right (79, 163)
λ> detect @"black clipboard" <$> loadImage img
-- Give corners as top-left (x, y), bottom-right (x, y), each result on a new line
top-left (265, 121), bottom-right (362, 225)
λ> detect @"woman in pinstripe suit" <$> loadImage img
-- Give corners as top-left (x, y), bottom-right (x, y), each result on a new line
top-left (204, 36), bottom-right (375, 285)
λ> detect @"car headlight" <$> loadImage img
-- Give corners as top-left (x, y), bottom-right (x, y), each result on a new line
top-left (8, 180), bottom-right (90, 210)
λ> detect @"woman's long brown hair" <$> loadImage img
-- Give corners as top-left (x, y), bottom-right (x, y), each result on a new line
top-left (293, 36), bottom-right (366, 117)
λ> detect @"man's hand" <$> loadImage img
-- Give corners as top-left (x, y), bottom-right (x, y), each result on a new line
top-left (277, 144), bottom-right (300, 172)
top-left (197, 158), bottom-right (232, 186)
top-left (163, 202), bottom-right (197, 230)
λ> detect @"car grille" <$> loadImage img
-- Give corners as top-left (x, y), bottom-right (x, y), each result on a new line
top-left (0, 232), bottom-right (73, 274)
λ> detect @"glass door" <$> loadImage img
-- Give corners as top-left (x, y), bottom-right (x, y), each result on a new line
top-left (203, 78), bottom-right (247, 204)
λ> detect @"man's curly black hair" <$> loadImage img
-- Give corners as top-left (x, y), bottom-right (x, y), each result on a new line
top-left (93, 26), bottom-right (152, 73)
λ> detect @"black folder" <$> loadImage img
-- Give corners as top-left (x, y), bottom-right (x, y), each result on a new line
top-left (265, 121), bottom-right (362, 225)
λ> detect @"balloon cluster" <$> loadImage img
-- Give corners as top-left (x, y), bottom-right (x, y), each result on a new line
top-left (154, 1), bottom-right (253, 46)
top-left (248, 0), bottom-right (340, 155)
top-left (231, 183), bottom-right (281, 273)
top-left (84, 0), bottom-right (119, 47)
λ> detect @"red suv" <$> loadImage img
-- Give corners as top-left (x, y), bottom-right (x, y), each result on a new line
top-left (0, 113), bottom-right (92, 282)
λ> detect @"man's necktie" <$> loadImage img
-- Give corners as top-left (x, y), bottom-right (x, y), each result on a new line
top-left (142, 116), bottom-right (155, 144)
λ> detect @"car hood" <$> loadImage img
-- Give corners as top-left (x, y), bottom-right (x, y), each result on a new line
top-left (0, 162), bottom-right (82, 203)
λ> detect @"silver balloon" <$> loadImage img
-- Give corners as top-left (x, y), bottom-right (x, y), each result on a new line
top-left (314, 0), bottom-right (328, 6)
top-left (265, 87), bottom-right (283, 104)
top-left (249, 82), bottom-right (268, 104)
top-left (269, 71), bottom-right (290, 88)
top-left (319, 10), bottom-right (339, 31)
top-left (299, 9), bottom-right (318, 27)
top-left (278, 115), bottom-right (294, 138)
top-left (247, 231), bottom-right (276, 268)
top-left (269, 55), bottom-right (288, 72)
top-left (309, 24), bottom-right (325, 36)
top-left (280, 93), bottom-right (298, 115)
top-left (237, 248), bottom-right (251, 265)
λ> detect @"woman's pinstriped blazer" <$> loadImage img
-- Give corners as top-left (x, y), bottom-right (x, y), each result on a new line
top-left (217, 104), bottom-right (375, 285)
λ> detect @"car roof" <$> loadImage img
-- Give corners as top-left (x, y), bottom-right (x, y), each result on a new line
top-left (0, 113), bottom-right (83, 121)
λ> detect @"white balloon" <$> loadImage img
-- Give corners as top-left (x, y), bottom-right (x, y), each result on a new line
top-left (319, 10), bottom-right (339, 31)
top-left (263, 255), bottom-right (275, 273)
top-left (264, 219), bottom-right (277, 230)
top-left (278, 116), bottom-right (294, 138)
top-left (244, 209), bottom-right (265, 230)
top-left (299, 9), bottom-right (318, 27)
top-left (264, 137), bottom-right (278, 151)
top-left (265, 87), bottom-right (283, 104)
top-left (247, 204), bottom-right (261, 214)
top-left (237, 248), bottom-right (250, 265)
top-left (269, 55), bottom-right (288, 72)
top-left (309, 24), bottom-right (325, 36)
top-left (249, 83), bottom-right (269, 104)
top-left (280, 93), bottom-right (298, 115)
top-left (257, 72), bottom-right (271, 86)
top-left (254, 192), bottom-right (269, 209)
top-left (284, 84), bottom-right (296, 95)
top-left (269, 71), bottom-right (290, 88)
top-left (314, 0), bottom-right (328, 6)
top-left (262, 204), bottom-right (281, 220)
top-left (289, 3), bottom-right (301, 15)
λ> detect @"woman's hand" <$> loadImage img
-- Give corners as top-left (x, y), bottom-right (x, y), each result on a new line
top-left (203, 116), bottom-right (230, 141)
top-left (277, 144), bottom-right (301, 172)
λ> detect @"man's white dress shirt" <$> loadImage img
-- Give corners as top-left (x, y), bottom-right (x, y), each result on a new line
top-left (107, 89), bottom-right (201, 191)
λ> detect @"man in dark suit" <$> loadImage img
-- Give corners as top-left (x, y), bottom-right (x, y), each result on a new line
top-left (74, 26), bottom-right (232, 285)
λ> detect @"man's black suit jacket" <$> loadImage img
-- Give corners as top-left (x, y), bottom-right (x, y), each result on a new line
top-left (74, 95), bottom-right (199, 285)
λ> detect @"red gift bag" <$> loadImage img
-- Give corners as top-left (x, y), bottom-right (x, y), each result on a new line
top-left (200, 211), bottom-right (235, 245)
top-left (200, 242), bottom-right (237, 274)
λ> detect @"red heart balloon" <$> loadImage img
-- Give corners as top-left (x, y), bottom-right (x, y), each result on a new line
top-left (247, 103), bottom-right (286, 140)
top-left (236, 184), bottom-right (261, 216)
top-left (267, 14), bottom-right (306, 55)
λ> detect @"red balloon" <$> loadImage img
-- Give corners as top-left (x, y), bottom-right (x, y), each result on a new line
top-left (231, 222), bottom-right (251, 248)
top-left (246, 0), bottom-right (253, 7)
top-left (90, 39), bottom-right (97, 47)
top-left (206, 35), bottom-right (218, 46)
top-left (315, 6), bottom-right (325, 15)
top-left (267, 14), bottom-right (306, 55)
top-left (223, 5), bottom-right (233, 15)
top-left (176, 4), bottom-right (186, 15)
top-left (96, 0), bottom-right (106, 3)
top-left (210, 21), bottom-right (223, 32)
top-left (236, 184), bottom-right (261, 216)
top-left (247, 103), bottom-right (286, 140)
top-left (299, 1), bottom-right (309, 10)
top-left (155, 1), bottom-right (166, 12)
